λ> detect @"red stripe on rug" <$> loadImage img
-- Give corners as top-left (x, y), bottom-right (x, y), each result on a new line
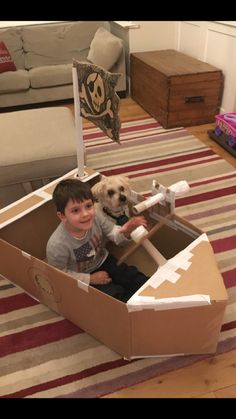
top-left (106, 156), bottom-right (220, 179)
top-left (83, 116), bottom-right (153, 133)
top-left (0, 293), bottom-right (39, 314)
top-left (2, 357), bottom-right (137, 398)
top-left (222, 269), bottom-right (236, 288)
top-left (184, 203), bottom-right (236, 221)
top-left (83, 122), bottom-right (160, 140)
top-left (100, 149), bottom-right (216, 176)
top-left (0, 319), bottom-right (83, 358)
top-left (221, 319), bottom-right (236, 332)
top-left (211, 235), bottom-right (236, 254)
top-left (190, 172), bottom-right (236, 188)
top-left (85, 130), bottom-right (191, 152)
top-left (176, 185), bottom-right (236, 207)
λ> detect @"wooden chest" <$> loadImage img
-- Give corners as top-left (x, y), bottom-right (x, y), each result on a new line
top-left (131, 50), bottom-right (223, 128)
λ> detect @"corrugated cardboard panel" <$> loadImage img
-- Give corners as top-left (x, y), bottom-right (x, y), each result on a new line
top-left (43, 267), bottom-right (131, 357)
top-left (139, 239), bottom-right (227, 302)
top-left (0, 239), bottom-right (41, 299)
top-left (129, 302), bottom-right (226, 357)
top-left (0, 237), bottom-right (131, 357)
top-left (0, 169), bottom-right (228, 358)
top-left (0, 195), bottom-right (44, 224)
top-left (0, 200), bottom-right (58, 260)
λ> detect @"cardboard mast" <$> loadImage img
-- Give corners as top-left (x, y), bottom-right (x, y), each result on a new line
top-left (72, 66), bottom-right (85, 178)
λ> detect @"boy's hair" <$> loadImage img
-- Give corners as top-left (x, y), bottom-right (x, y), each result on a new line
top-left (53, 178), bottom-right (94, 213)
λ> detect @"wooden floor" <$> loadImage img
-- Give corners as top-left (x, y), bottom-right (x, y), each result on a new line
top-left (66, 97), bottom-right (236, 398)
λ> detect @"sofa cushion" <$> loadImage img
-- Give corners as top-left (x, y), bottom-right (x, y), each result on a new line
top-left (0, 69), bottom-right (30, 93)
top-left (0, 28), bottom-right (24, 69)
top-left (87, 27), bottom-right (123, 70)
top-left (0, 107), bottom-right (76, 186)
top-left (23, 21), bottom-right (109, 69)
top-left (0, 41), bottom-right (17, 73)
top-left (29, 64), bottom-right (73, 88)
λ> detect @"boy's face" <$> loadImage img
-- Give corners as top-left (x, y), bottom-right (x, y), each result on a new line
top-left (58, 198), bottom-right (95, 234)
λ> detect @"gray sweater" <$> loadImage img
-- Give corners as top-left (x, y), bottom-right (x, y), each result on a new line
top-left (46, 210), bottom-right (127, 285)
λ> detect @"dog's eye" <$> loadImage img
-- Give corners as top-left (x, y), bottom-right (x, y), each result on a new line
top-left (119, 186), bottom-right (124, 192)
top-left (107, 189), bottom-right (115, 197)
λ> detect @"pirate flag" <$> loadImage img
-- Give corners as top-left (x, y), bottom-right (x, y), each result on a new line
top-left (73, 59), bottom-right (121, 143)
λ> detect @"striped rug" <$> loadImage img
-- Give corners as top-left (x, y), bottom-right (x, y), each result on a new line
top-left (1, 117), bottom-right (236, 398)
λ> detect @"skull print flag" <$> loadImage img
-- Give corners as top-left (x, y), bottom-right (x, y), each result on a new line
top-left (72, 59), bottom-right (121, 178)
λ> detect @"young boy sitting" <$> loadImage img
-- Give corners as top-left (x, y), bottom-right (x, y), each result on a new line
top-left (46, 178), bottom-right (149, 302)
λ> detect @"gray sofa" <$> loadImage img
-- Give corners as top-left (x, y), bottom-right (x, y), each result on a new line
top-left (0, 21), bottom-right (126, 109)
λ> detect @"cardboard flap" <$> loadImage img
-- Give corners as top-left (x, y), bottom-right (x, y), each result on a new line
top-left (128, 234), bottom-right (228, 310)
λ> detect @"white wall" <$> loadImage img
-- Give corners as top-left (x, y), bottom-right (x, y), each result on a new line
top-left (129, 21), bottom-right (176, 52)
top-left (110, 21), bottom-right (177, 94)
top-left (114, 20), bottom-right (236, 113)
top-left (175, 21), bottom-right (236, 113)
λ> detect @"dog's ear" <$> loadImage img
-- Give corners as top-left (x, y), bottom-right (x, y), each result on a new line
top-left (91, 180), bottom-right (106, 200)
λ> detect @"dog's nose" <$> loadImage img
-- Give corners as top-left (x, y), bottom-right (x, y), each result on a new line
top-left (119, 194), bottom-right (127, 203)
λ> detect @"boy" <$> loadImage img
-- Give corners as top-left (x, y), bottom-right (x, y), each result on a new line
top-left (46, 178), bottom-right (149, 302)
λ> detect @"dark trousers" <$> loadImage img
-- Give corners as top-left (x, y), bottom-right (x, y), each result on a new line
top-left (92, 254), bottom-right (148, 302)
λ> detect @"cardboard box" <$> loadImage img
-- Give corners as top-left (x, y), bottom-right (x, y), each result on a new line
top-left (131, 49), bottom-right (223, 128)
top-left (0, 168), bottom-right (228, 358)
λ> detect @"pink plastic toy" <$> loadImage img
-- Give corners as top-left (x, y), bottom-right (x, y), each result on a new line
top-left (215, 112), bottom-right (236, 137)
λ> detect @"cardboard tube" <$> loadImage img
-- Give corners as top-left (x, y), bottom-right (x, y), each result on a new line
top-left (133, 181), bottom-right (190, 215)
top-left (133, 193), bottom-right (164, 214)
top-left (168, 180), bottom-right (190, 196)
top-left (130, 226), bottom-right (167, 266)
top-left (130, 225), bottom-right (148, 242)
top-left (142, 240), bottom-right (167, 266)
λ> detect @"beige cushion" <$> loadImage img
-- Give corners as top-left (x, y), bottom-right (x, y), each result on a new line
top-left (29, 64), bottom-right (73, 88)
top-left (0, 69), bottom-right (30, 93)
top-left (0, 107), bottom-right (77, 186)
top-left (87, 27), bottom-right (123, 70)
top-left (22, 21), bottom-right (108, 69)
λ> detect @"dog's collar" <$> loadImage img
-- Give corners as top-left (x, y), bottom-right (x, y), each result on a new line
top-left (103, 207), bottom-right (129, 226)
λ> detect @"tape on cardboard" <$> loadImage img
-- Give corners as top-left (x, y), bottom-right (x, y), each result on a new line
top-left (127, 234), bottom-right (210, 311)
top-left (127, 294), bottom-right (211, 312)
top-left (75, 278), bottom-right (90, 291)
top-left (0, 168), bottom-right (96, 229)
top-left (35, 190), bottom-right (52, 200)
top-left (22, 251), bottom-right (31, 259)
top-left (150, 233), bottom-right (208, 288)
top-left (0, 195), bottom-right (45, 229)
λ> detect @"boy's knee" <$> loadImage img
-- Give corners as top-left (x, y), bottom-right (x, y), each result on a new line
top-left (92, 282), bottom-right (125, 301)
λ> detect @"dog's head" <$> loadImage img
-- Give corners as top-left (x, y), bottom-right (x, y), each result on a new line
top-left (91, 175), bottom-right (132, 211)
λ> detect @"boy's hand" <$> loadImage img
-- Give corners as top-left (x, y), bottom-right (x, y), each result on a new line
top-left (119, 216), bottom-right (148, 238)
top-left (90, 271), bottom-right (112, 285)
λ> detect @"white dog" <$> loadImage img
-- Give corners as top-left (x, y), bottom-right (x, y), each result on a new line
top-left (91, 175), bottom-right (132, 225)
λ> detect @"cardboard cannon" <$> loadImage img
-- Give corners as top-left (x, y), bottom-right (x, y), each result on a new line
top-left (119, 180), bottom-right (190, 267)
top-left (132, 180), bottom-right (190, 215)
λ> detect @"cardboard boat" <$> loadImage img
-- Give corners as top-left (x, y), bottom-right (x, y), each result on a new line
top-left (0, 167), bottom-right (228, 359)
